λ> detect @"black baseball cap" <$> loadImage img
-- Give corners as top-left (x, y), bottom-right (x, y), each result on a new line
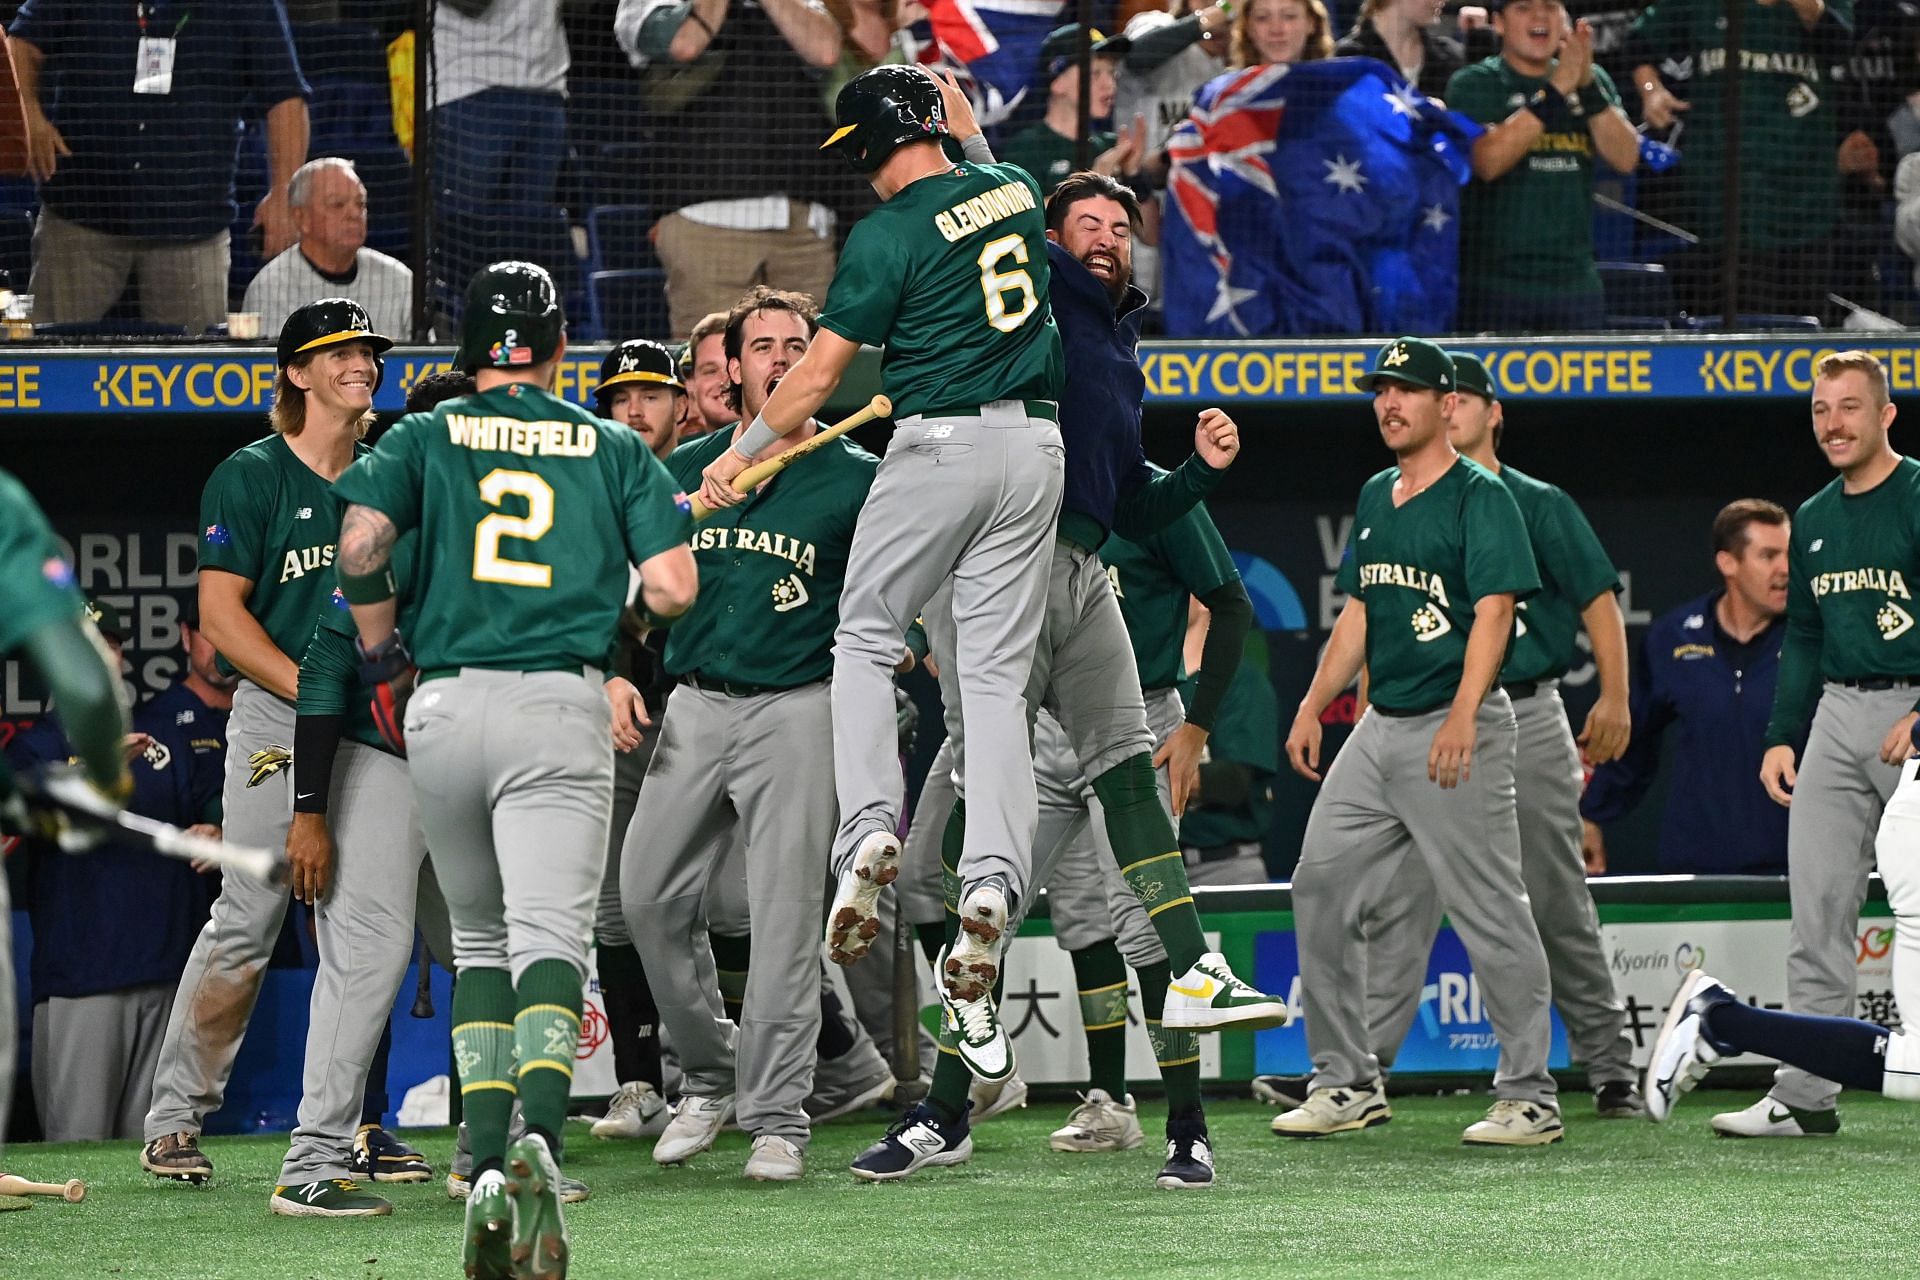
top-left (84, 598), bottom-right (126, 643)
top-left (1041, 25), bottom-right (1131, 81)
top-left (1356, 337), bottom-right (1456, 393)
top-left (1448, 351), bottom-right (1496, 400)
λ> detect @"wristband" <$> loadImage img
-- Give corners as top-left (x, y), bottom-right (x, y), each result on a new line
top-left (1520, 87), bottom-right (1553, 125)
top-left (732, 412), bottom-right (782, 461)
top-left (337, 563), bottom-right (396, 605)
top-left (1577, 83), bottom-right (1609, 118)
top-left (688, 8), bottom-right (716, 36)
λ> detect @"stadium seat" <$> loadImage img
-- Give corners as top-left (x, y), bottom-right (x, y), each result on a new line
top-left (585, 204), bottom-right (660, 276)
top-left (1590, 172), bottom-right (1638, 263)
top-left (1597, 261), bottom-right (1675, 327)
top-left (586, 268), bottom-right (669, 343)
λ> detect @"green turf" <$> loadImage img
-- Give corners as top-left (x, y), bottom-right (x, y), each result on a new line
top-left (3, 1093), bottom-right (1917, 1278)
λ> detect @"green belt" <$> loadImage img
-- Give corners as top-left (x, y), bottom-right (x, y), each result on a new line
top-left (419, 660), bottom-right (594, 684)
top-left (917, 398), bottom-right (1059, 423)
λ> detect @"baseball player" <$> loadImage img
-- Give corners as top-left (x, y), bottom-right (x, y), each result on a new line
top-left (334, 261), bottom-right (696, 1280)
top-left (588, 339), bottom-right (685, 1142)
top-left (1716, 348), bottom-right (1920, 1137)
top-left (1277, 337), bottom-right (1564, 1147)
top-left (140, 298), bottom-right (391, 1185)
top-left (692, 69), bottom-right (1067, 1069)
top-left (624, 286), bottom-right (880, 1183)
top-left (1358, 351), bottom-right (1643, 1119)
top-left (0, 469), bottom-right (133, 1161)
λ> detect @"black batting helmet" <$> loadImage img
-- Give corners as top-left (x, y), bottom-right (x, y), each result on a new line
top-left (276, 298), bottom-right (392, 391)
top-left (454, 261), bottom-right (565, 374)
top-left (821, 65), bottom-right (948, 175)
top-left (593, 339), bottom-right (684, 414)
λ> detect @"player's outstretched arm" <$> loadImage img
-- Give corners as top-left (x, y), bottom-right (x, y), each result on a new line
top-left (636, 544), bottom-right (699, 623)
top-left (699, 331), bottom-right (862, 510)
top-left (337, 503), bottom-right (401, 646)
top-left (1288, 596), bottom-right (1367, 781)
top-left (22, 616), bottom-right (130, 798)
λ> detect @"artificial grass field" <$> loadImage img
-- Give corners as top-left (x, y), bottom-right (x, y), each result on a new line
top-left (2, 1092), bottom-right (1916, 1279)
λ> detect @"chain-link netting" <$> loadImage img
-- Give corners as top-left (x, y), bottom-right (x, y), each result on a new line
top-left (0, 0), bottom-right (1912, 344)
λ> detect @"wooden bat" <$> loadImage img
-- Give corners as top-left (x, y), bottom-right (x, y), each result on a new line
top-left (0, 1175), bottom-right (85, 1202)
top-left (689, 395), bottom-right (892, 520)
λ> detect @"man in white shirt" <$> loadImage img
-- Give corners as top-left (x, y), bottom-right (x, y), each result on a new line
top-left (243, 159), bottom-right (414, 340)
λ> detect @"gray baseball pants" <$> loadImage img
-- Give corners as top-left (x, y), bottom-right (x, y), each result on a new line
top-left (1774, 683), bottom-right (1911, 1111)
top-left (831, 404), bottom-right (1064, 896)
top-left (32, 983), bottom-right (173, 1141)
top-left (145, 680), bottom-right (295, 1141)
top-left (1363, 684), bottom-right (1634, 1086)
top-left (280, 741), bottom-right (453, 1184)
top-left (405, 668), bottom-right (613, 983)
top-left (623, 681), bottom-right (835, 1146)
top-left (1294, 694), bottom-right (1558, 1106)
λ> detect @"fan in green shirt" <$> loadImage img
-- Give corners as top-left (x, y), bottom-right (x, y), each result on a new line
top-left (1001, 24), bottom-right (1140, 195)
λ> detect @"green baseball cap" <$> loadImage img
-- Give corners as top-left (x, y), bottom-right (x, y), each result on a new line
top-left (1357, 336), bottom-right (1455, 393)
top-left (83, 598), bottom-right (126, 642)
top-left (1448, 351), bottom-right (1495, 400)
top-left (1041, 25), bottom-right (1132, 79)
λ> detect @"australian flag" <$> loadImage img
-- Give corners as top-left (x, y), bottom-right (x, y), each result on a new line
top-left (1161, 59), bottom-right (1482, 337)
top-left (914, 0), bottom-right (1067, 126)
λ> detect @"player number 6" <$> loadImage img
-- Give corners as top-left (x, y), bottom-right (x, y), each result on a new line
top-left (978, 234), bottom-right (1038, 334)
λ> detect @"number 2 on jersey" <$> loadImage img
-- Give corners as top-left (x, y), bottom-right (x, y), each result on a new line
top-left (473, 468), bottom-right (554, 588)
top-left (978, 234), bottom-right (1038, 333)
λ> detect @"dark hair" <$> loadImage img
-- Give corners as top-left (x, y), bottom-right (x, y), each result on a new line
top-left (1711, 498), bottom-right (1790, 558)
top-left (723, 287), bottom-right (820, 413)
top-left (406, 368), bottom-right (478, 415)
top-left (1045, 171), bottom-right (1142, 233)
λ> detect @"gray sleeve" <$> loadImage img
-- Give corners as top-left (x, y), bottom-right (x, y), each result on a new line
top-left (1127, 14), bottom-right (1207, 72)
top-left (960, 134), bottom-right (997, 165)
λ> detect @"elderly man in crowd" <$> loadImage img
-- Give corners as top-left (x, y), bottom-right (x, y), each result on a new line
top-left (243, 158), bottom-right (413, 339)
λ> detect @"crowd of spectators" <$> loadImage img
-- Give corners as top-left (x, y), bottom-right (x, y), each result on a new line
top-left (3, 0), bottom-right (1920, 337)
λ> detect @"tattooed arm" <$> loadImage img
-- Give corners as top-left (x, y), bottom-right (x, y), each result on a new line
top-left (337, 503), bottom-right (402, 650)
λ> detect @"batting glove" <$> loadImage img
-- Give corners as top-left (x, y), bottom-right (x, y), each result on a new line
top-left (355, 630), bottom-right (417, 757)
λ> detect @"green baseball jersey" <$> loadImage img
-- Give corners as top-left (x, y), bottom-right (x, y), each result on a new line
top-left (333, 383), bottom-right (692, 673)
top-left (1176, 653), bottom-right (1278, 849)
top-left (818, 160), bottom-right (1065, 419)
top-left (1101, 503), bottom-right (1240, 690)
top-left (1446, 59), bottom-right (1620, 299)
top-left (661, 429), bottom-right (877, 688)
top-left (1001, 122), bottom-right (1119, 195)
top-left (1765, 455), bottom-right (1920, 745)
top-left (0, 467), bottom-right (84, 656)
top-left (1335, 458), bottom-right (1541, 713)
top-left (298, 532), bottom-right (423, 753)
top-left (199, 434), bottom-right (369, 673)
top-left (1497, 464), bottom-right (1621, 684)
top-left (1630, 0), bottom-right (1851, 248)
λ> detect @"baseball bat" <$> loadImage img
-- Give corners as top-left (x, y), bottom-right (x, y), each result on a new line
top-left (688, 395), bottom-right (892, 520)
top-left (7, 768), bottom-right (288, 887)
top-left (0, 1175), bottom-right (85, 1202)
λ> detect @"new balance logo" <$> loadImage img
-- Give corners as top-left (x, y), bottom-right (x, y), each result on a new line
top-left (905, 1128), bottom-right (945, 1155)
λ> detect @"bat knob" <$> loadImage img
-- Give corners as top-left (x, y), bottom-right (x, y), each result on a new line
top-left (63, 1180), bottom-right (85, 1203)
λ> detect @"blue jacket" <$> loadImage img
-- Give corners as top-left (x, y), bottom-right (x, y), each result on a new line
top-left (9, 682), bottom-right (226, 1000)
top-left (1581, 590), bottom-right (1793, 875)
top-left (1046, 240), bottom-right (1156, 536)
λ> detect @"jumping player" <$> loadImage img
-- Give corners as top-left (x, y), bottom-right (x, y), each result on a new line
top-left (1716, 349), bottom-right (1920, 1137)
top-left (1359, 351), bottom-right (1643, 1118)
top-left (334, 262), bottom-right (697, 1279)
top-left (1277, 338), bottom-right (1563, 1147)
top-left (141, 299), bottom-right (391, 1185)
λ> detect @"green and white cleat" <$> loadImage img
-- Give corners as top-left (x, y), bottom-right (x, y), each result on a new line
top-left (504, 1134), bottom-right (569, 1280)
top-left (462, 1169), bottom-right (514, 1280)
top-left (1162, 952), bottom-right (1291, 1031)
top-left (268, 1178), bottom-right (392, 1217)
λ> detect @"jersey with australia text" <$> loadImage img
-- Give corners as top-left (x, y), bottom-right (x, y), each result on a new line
top-left (662, 429), bottom-right (877, 688)
top-left (199, 434), bottom-right (368, 675)
top-left (1336, 458), bottom-right (1540, 713)
top-left (1765, 454), bottom-right (1920, 744)
top-left (818, 160), bottom-right (1065, 418)
top-left (332, 383), bottom-right (691, 673)
top-left (1498, 464), bottom-right (1621, 684)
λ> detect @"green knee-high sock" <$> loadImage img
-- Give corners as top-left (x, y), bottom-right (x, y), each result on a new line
top-left (1093, 754), bottom-right (1207, 972)
top-left (514, 959), bottom-right (584, 1149)
top-left (1070, 941), bottom-right (1130, 1099)
top-left (453, 967), bottom-right (517, 1176)
top-left (710, 930), bottom-right (751, 1024)
top-left (926, 803), bottom-right (974, 1124)
top-left (1137, 960), bottom-right (1202, 1115)
top-left (913, 920), bottom-right (945, 965)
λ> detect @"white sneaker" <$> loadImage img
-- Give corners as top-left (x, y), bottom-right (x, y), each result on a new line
top-left (945, 877), bottom-right (1009, 1002)
top-left (653, 1094), bottom-right (735, 1165)
top-left (1644, 969), bottom-right (1733, 1123)
top-left (1461, 1098), bottom-right (1565, 1146)
top-left (1709, 1094), bottom-right (1841, 1138)
top-left (591, 1081), bottom-right (670, 1140)
top-left (826, 831), bottom-right (901, 965)
top-left (1162, 952), bottom-right (1290, 1032)
top-left (969, 1072), bottom-right (1029, 1121)
top-left (743, 1135), bottom-right (805, 1182)
top-left (1270, 1083), bottom-right (1391, 1137)
top-left (1049, 1089), bottom-right (1145, 1153)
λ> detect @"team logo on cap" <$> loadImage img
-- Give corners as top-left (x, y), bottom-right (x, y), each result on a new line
top-left (490, 328), bottom-right (533, 367)
top-left (1382, 343), bottom-right (1410, 367)
top-left (618, 351), bottom-right (640, 372)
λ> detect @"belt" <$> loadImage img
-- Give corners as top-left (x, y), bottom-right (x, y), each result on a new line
top-left (917, 398), bottom-right (1059, 423)
top-left (1838, 676), bottom-right (1920, 691)
top-left (1183, 841), bottom-right (1260, 866)
top-left (1504, 679), bottom-right (1540, 700)
top-left (684, 672), bottom-right (816, 698)
top-left (419, 661), bottom-right (598, 684)
top-left (1371, 700), bottom-right (1449, 718)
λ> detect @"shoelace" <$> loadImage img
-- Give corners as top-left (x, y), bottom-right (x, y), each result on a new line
top-left (953, 995), bottom-right (999, 1045)
top-left (1198, 962), bottom-right (1262, 996)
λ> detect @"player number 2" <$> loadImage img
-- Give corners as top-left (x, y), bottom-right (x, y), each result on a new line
top-left (473, 468), bottom-right (555, 588)
top-left (978, 235), bottom-right (1038, 333)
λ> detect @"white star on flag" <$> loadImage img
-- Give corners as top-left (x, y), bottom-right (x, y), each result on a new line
top-left (1206, 274), bottom-right (1261, 330)
top-left (1384, 82), bottom-right (1423, 118)
top-left (1421, 204), bottom-right (1452, 232)
top-left (1323, 154), bottom-right (1367, 193)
